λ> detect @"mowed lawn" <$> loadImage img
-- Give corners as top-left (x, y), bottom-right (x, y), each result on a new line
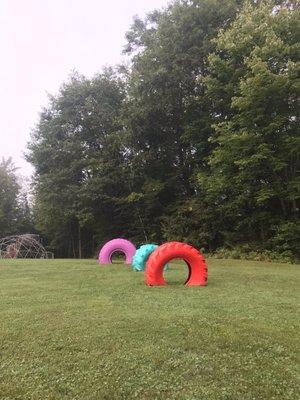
top-left (0, 259), bottom-right (299, 400)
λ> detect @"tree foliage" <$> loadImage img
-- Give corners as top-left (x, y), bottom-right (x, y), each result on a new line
top-left (27, 71), bottom-right (128, 257)
top-left (26, 0), bottom-right (299, 260)
top-left (198, 0), bottom-right (300, 256)
top-left (0, 159), bottom-right (32, 237)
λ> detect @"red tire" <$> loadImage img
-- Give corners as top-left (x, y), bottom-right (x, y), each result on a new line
top-left (145, 241), bottom-right (207, 286)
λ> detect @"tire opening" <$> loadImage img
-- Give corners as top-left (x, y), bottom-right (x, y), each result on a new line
top-left (110, 250), bottom-right (126, 263)
top-left (163, 258), bottom-right (190, 285)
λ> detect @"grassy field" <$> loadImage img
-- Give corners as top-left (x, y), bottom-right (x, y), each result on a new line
top-left (0, 258), bottom-right (299, 400)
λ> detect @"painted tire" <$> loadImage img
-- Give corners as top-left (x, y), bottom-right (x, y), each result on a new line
top-left (145, 241), bottom-right (207, 286)
top-left (132, 244), bottom-right (169, 272)
top-left (98, 239), bottom-right (136, 265)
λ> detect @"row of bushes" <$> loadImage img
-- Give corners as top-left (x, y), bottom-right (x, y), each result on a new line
top-left (209, 246), bottom-right (298, 264)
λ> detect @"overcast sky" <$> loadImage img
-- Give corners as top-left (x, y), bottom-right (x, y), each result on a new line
top-left (0, 0), bottom-right (169, 178)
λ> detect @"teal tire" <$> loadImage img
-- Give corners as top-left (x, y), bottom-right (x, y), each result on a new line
top-left (132, 244), bottom-right (169, 272)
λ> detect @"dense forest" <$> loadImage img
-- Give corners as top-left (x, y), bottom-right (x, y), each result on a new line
top-left (1, 0), bottom-right (299, 261)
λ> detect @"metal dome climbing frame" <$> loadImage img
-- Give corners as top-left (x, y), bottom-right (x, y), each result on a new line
top-left (0, 234), bottom-right (53, 259)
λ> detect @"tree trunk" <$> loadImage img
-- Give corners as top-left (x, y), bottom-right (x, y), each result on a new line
top-left (78, 223), bottom-right (82, 259)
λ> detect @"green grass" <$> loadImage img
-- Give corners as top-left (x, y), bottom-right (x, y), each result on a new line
top-left (0, 258), bottom-right (299, 400)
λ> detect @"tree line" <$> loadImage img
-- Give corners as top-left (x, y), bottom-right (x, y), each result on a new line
top-left (2, 0), bottom-right (298, 261)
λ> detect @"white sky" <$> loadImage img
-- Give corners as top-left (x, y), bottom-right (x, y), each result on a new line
top-left (0, 0), bottom-right (169, 179)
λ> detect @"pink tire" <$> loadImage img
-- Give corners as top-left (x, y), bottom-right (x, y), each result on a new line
top-left (98, 239), bottom-right (136, 265)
